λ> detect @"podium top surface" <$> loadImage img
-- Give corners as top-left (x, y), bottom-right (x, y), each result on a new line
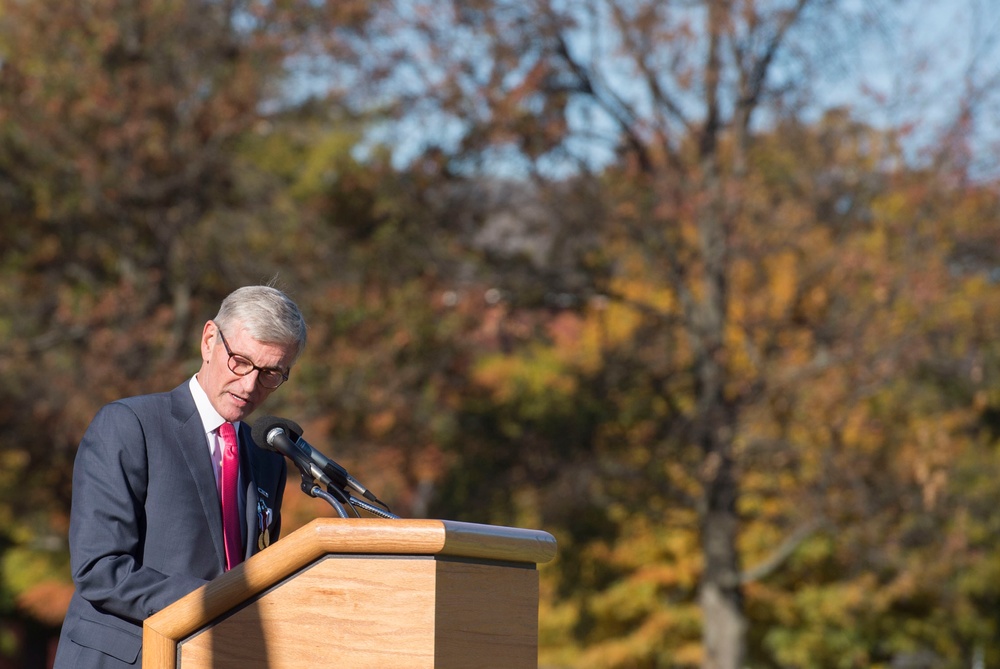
top-left (303, 518), bottom-right (558, 564)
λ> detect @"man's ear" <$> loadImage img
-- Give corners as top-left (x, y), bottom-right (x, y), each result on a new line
top-left (200, 321), bottom-right (216, 362)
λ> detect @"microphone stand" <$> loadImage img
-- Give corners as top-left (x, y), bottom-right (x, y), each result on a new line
top-left (293, 462), bottom-right (350, 517)
top-left (306, 483), bottom-right (351, 518)
top-left (296, 466), bottom-right (399, 519)
top-left (348, 495), bottom-right (400, 520)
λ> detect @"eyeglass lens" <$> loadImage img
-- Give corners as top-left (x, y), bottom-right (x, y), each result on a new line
top-left (228, 356), bottom-right (284, 387)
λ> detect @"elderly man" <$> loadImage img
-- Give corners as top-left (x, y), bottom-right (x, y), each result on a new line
top-left (54, 285), bottom-right (307, 668)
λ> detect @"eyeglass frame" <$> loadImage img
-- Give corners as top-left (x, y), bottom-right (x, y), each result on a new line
top-left (214, 323), bottom-right (290, 389)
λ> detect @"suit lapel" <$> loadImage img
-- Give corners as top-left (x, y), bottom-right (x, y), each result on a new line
top-left (239, 422), bottom-right (271, 558)
top-left (170, 385), bottom-right (228, 569)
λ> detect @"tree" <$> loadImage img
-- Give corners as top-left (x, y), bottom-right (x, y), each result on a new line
top-left (0, 0), bottom-right (373, 658)
top-left (329, 1), bottom-right (1000, 667)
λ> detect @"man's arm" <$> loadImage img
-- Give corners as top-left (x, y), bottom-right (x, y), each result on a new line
top-left (68, 401), bottom-right (207, 624)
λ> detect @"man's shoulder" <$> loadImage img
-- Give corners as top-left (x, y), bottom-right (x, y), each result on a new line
top-left (105, 382), bottom-right (194, 420)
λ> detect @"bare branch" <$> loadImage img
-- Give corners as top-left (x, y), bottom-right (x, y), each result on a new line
top-left (740, 515), bottom-right (828, 584)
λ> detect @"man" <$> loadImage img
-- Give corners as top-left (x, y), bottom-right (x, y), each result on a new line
top-left (53, 285), bottom-right (307, 668)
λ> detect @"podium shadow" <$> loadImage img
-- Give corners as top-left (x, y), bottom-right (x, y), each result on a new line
top-left (199, 561), bottom-right (273, 668)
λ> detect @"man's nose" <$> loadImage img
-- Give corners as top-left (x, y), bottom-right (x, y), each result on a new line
top-left (236, 368), bottom-right (261, 393)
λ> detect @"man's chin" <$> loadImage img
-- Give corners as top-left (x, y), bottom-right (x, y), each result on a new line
top-left (232, 408), bottom-right (255, 423)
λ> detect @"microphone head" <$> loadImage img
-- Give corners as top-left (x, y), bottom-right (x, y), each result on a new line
top-left (251, 415), bottom-right (303, 451)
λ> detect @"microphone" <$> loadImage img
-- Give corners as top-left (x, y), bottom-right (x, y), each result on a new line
top-left (251, 415), bottom-right (321, 482)
top-left (251, 416), bottom-right (379, 503)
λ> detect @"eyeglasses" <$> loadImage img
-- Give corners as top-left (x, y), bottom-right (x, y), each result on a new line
top-left (215, 325), bottom-right (289, 389)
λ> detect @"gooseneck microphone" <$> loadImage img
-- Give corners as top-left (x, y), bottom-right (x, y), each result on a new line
top-left (251, 416), bottom-right (381, 504)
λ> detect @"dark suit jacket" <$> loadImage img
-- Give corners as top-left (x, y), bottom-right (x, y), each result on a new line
top-left (53, 381), bottom-right (287, 668)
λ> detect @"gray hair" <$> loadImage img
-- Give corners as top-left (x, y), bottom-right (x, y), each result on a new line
top-left (213, 285), bottom-right (307, 361)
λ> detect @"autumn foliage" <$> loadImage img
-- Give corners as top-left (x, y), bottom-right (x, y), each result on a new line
top-left (1, 1), bottom-right (1000, 668)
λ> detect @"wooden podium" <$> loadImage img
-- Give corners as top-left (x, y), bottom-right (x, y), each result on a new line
top-left (142, 518), bottom-right (557, 668)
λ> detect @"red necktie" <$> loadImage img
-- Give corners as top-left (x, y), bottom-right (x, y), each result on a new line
top-left (219, 422), bottom-right (242, 570)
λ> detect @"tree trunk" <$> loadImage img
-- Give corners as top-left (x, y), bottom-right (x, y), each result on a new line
top-left (692, 75), bottom-right (745, 662)
top-left (690, 233), bottom-right (746, 669)
top-left (698, 425), bottom-right (745, 669)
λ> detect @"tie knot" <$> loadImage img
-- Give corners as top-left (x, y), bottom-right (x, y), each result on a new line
top-left (219, 422), bottom-right (238, 454)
